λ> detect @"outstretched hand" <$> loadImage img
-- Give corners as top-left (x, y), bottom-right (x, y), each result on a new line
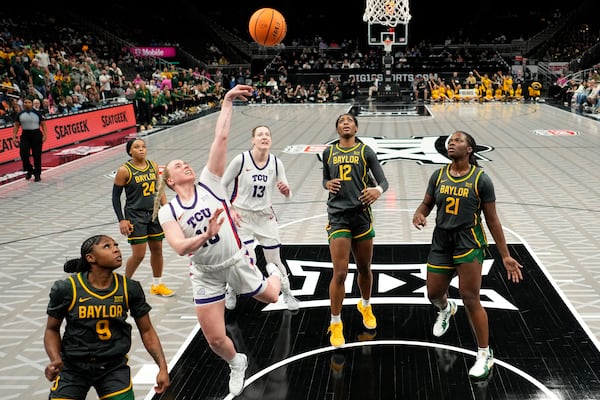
top-left (225, 84), bottom-right (254, 102)
top-left (503, 256), bottom-right (523, 283)
top-left (206, 208), bottom-right (225, 238)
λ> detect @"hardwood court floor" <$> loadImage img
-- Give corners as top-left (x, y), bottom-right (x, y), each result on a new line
top-left (0, 101), bottom-right (598, 400)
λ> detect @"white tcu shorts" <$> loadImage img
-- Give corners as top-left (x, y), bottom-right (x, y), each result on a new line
top-left (189, 250), bottom-right (267, 305)
top-left (235, 207), bottom-right (281, 248)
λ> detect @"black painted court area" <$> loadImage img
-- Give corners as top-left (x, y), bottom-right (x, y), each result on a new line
top-left (152, 244), bottom-right (600, 400)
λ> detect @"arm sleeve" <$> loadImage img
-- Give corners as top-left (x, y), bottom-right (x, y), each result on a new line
top-left (365, 146), bottom-right (389, 193)
top-left (221, 154), bottom-right (244, 193)
top-left (321, 146), bottom-right (331, 189)
top-left (112, 184), bottom-right (125, 221)
top-left (275, 157), bottom-right (292, 198)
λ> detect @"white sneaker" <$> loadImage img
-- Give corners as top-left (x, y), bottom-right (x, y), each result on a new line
top-left (228, 353), bottom-right (248, 396)
top-left (280, 274), bottom-right (299, 311)
top-left (433, 300), bottom-right (457, 337)
top-left (225, 287), bottom-right (237, 310)
top-left (283, 290), bottom-right (299, 311)
top-left (469, 348), bottom-right (494, 380)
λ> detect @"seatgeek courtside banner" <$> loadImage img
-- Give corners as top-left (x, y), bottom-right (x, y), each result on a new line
top-left (0, 103), bottom-right (136, 164)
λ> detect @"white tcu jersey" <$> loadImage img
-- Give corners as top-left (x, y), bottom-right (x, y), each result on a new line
top-left (158, 167), bottom-right (243, 269)
top-left (226, 151), bottom-right (285, 212)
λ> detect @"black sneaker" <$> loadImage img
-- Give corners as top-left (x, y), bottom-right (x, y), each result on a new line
top-left (25, 172), bottom-right (32, 180)
top-left (34, 175), bottom-right (41, 182)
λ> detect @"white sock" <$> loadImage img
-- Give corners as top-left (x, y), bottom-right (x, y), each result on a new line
top-left (280, 274), bottom-right (291, 292)
top-left (266, 263), bottom-right (282, 279)
top-left (361, 298), bottom-right (370, 307)
top-left (228, 353), bottom-right (243, 366)
top-left (153, 277), bottom-right (162, 286)
top-left (477, 347), bottom-right (490, 357)
top-left (330, 314), bottom-right (341, 324)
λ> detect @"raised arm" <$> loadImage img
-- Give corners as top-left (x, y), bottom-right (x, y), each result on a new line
top-left (205, 84), bottom-right (253, 177)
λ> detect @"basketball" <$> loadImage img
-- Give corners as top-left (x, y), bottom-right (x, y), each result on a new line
top-left (248, 8), bottom-right (287, 47)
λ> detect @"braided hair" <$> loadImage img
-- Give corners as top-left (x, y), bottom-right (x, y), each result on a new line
top-left (63, 235), bottom-right (106, 273)
top-left (454, 130), bottom-right (480, 167)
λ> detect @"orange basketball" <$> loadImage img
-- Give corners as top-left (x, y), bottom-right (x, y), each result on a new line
top-left (248, 8), bottom-right (287, 47)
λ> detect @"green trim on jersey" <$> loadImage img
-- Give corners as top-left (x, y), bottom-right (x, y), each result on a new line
top-left (427, 248), bottom-right (486, 274)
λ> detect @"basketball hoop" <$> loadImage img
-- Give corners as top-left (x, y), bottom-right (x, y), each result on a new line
top-left (383, 39), bottom-right (393, 53)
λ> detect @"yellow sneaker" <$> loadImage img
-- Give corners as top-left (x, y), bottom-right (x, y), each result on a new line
top-left (150, 283), bottom-right (175, 297)
top-left (357, 302), bottom-right (377, 329)
top-left (327, 322), bottom-right (345, 347)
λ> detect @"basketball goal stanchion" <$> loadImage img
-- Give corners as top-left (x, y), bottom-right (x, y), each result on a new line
top-left (364, 0), bottom-right (411, 102)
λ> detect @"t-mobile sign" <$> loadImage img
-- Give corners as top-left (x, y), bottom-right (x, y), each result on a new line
top-left (129, 47), bottom-right (177, 58)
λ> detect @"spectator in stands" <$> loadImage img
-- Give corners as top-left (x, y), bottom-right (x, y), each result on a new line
top-left (50, 79), bottom-right (68, 104)
top-left (160, 75), bottom-right (173, 91)
top-left (9, 55), bottom-right (29, 91)
top-left (413, 75), bottom-right (429, 102)
top-left (7, 100), bottom-right (22, 124)
top-left (450, 71), bottom-right (462, 88)
top-left (81, 63), bottom-right (97, 89)
top-left (1, 75), bottom-right (20, 98)
top-left (34, 46), bottom-right (50, 69)
top-left (294, 84), bottom-right (308, 103)
top-left (109, 61), bottom-right (124, 87)
top-left (99, 69), bottom-right (113, 100)
top-left (67, 95), bottom-right (82, 112)
top-left (368, 78), bottom-right (379, 100)
top-left (345, 76), bottom-right (359, 99)
top-left (306, 84), bottom-right (317, 103)
top-left (317, 83), bottom-right (329, 103)
top-left (585, 80), bottom-right (599, 113)
top-left (56, 96), bottom-right (70, 114)
top-left (572, 80), bottom-right (589, 109)
top-left (36, 98), bottom-right (50, 115)
top-left (0, 91), bottom-right (11, 125)
top-left (32, 98), bottom-right (42, 112)
top-left (70, 83), bottom-right (88, 104)
top-left (85, 87), bottom-right (102, 109)
top-left (466, 71), bottom-right (477, 87)
top-left (549, 72), bottom-right (569, 101)
top-left (137, 81), bottom-right (155, 128)
top-left (266, 76), bottom-right (278, 93)
top-left (29, 59), bottom-right (48, 99)
top-left (152, 89), bottom-right (169, 122)
top-left (332, 83), bottom-right (344, 102)
top-left (43, 98), bottom-right (57, 115)
top-left (282, 82), bottom-right (294, 103)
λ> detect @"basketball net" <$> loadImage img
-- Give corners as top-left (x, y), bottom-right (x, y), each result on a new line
top-left (363, 0), bottom-right (411, 26)
top-left (383, 39), bottom-right (393, 53)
